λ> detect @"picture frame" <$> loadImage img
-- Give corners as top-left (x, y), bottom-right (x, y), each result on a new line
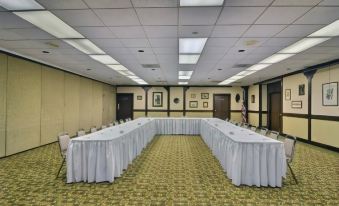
top-left (203, 102), bottom-right (208, 108)
top-left (191, 93), bottom-right (196, 99)
top-left (251, 95), bottom-right (255, 103)
top-left (322, 82), bottom-right (338, 106)
top-left (299, 84), bottom-right (305, 96)
top-left (201, 93), bottom-right (209, 99)
top-left (285, 89), bottom-right (291, 100)
top-left (291, 101), bottom-right (302, 109)
top-left (189, 101), bottom-right (198, 108)
top-left (137, 95), bottom-right (142, 100)
top-left (152, 92), bottom-right (163, 107)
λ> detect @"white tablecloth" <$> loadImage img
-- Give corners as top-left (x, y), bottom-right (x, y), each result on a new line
top-left (67, 118), bottom-right (286, 187)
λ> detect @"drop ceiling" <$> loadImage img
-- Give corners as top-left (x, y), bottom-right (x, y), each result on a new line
top-left (0, 0), bottom-right (339, 86)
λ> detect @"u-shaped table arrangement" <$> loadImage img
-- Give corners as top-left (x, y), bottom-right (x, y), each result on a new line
top-left (67, 118), bottom-right (286, 187)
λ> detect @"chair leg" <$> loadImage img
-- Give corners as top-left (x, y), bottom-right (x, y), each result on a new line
top-left (56, 158), bottom-right (65, 179)
top-left (287, 162), bottom-right (298, 184)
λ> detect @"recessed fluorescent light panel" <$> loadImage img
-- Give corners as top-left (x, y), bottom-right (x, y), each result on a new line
top-left (179, 38), bottom-right (207, 54)
top-left (179, 71), bottom-right (193, 76)
top-left (107, 65), bottom-right (128, 71)
top-left (246, 64), bottom-right (271, 71)
top-left (179, 55), bottom-right (200, 64)
top-left (14, 11), bottom-right (83, 38)
top-left (180, 0), bottom-right (224, 6)
top-left (0, 0), bottom-right (44, 10)
top-left (309, 20), bottom-right (339, 37)
top-left (179, 76), bottom-right (191, 80)
top-left (64, 39), bottom-right (105, 54)
top-left (279, 38), bottom-right (330, 54)
top-left (178, 82), bottom-right (188, 85)
top-left (90, 55), bottom-right (119, 65)
top-left (260, 53), bottom-right (295, 64)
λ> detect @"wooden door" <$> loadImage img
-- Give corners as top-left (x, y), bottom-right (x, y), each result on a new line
top-left (213, 94), bottom-right (230, 120)
top-left (269, 93), bottom-right (281, 131)
top-left (116, 93), bottom-right (133, 120)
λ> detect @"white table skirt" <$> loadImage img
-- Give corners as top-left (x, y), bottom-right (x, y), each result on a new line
top-left (67, 118), bottom-right (286, 187)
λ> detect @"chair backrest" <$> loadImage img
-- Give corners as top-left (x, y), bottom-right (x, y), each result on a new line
top-left (77, 130), bottom-right (86, 137)
top-left (109, 123), bottom-right (114, 127)
top-left (268, 130), bottom-right (279, 139)
top-left (125, 118), bottom-right (129, 122)
top-left (225, 118), bottom-right (229, 122)
top-left (101, 125), bottom-right (107, 129)
top-left (242, 123), bottom-right (249, 129)
top-left (90, 127), bottom-right (97, 133)
top-left (284, 135), bottom-right (297, 163)
top-left (250, 126), bottom-right (257, 132)
top-left (259, 128), bottom-right (268, 136)
top-left (58, 134), bottom-right (70, 158)
top-left (114, 121), bottom-right (119, 125)
top-left (119, 119), bottom-right (124, 124)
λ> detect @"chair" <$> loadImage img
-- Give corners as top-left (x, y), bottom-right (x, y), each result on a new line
top-left (284, 135), bottom-right (298, 184)
top-left (101, 125), bottom-right (107, 129)
top-left (56, 134), bottom-right (70, 179)
top-left (242, 123), bottom-right (249, 129)
top-left (119, 119), bottom-right (124, 124)
top-left (268, 130), bottom-right (279, 139)
top-left (125, 118), bottom-right (129, 122)
top-left (77, 129), bottom-right (86, 137)
top-left (237, 122), bottom-right (244, 127)
top-left (250, 126), bottom-right (257, 132)
top-left (90, 127), bottom-right (97, 133)
top-left (114, 120), bottom-right (119, 125)
top-left (259, 127), bottom-right (269, 136)
top-left (225, 118), bottom-right (229, 122)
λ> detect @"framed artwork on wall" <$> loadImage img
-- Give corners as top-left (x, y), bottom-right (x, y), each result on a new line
top-left (291, 101), bottom-right (302, 109)
top-left (191, 93), bottom-right (196, 99)
top-left (322, 82), bottom-right (338, 106)
top-left (299, 84), bottom-right (305, 96)
top-left (201, 93), bottom-right (209, 99)
top-left (203, 102), bottom-right (208, 108)
top-left (189, 101), bottom-right (198, 108)
top-left (285, 89), bottom-right (291, 100)
top-left (137, 95), bottom-right (142, 100)
top-left (251, 95), bottom-right (255, 103)
top-left (152, 92), bottom-right (163, 107)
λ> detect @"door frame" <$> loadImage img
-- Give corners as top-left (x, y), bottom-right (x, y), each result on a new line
top-left (268, 92), bottom-right (281, 132)
top-left (213, 93), bottom-right (231, 119)
top-left (116, 93), bottom-right (134, 120)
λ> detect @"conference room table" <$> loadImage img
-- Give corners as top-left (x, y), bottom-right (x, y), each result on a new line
top-left (66, 118), bottom-right (286, 187)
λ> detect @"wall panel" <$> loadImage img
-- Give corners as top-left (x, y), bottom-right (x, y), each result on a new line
top-left (91, 81), bottom-right (103, 128)
top-left (0, 54), bottom-right (7, 157)
top-left (231, 112), bottom-right (242, 122)
top-left (170, 112), bottom-right (184, 117)
top-left (248, 113), bottom-right (259, 126)
top-left (41, 66), bottom-right (64, 144)
top-left (6, 57), bottom-right (41, 155)
top-left (186, 112), bottom-right (213, 118)
top-left (64, 73), bottom-right (80, 137)
top-left (79, 78), bottom-right (93, 131)
top-left (282, 116), bottom-right (308, 140)
top-left (148, 111), bottom-right (168, 117)
top-left (312, 119), bottom-right (339, 147)
top-left (133, 111), bottom-right (145, 119)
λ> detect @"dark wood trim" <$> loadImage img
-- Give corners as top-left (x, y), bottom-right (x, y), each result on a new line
top-left (259, 84), bottom-right (262, 127)
top-left (117, 85), bottom-right (232, 87)
top-left (248, 110), bottom-right (260, 113)
top-left (142, 86), bottom-right (151, 117)
top-left (311, 115), bottom-right (339, 122)
top-left (283, 113), bottom-right (308, 118)
top-left (280, 80), bottom-right (283, 133)
top-left (165, 86), bottom-right (170, 117)
top-left (304, 69), bottom-right (317, 141)
top-left (133, 109), bottom-right (215, 113)
top-left (183, 86), bottom-right (189, 116)
top-left (230, 110), bottom-right (242, 113)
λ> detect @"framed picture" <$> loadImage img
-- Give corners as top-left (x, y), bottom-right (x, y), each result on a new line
top-left (201, 93), bottom-right (209, 99)
top-left (251, 95), bottom-right (255, 103)
top-left (137, 95), bottom-right (142, 100)
top-left (291, 101), bottom-right (302, 109)
top-left (152, 92), bottom-right (163, 107)
top-left (191, 93), bottom-right (196, 99)
top-left (299, 84), bottom-right (305, 96)
top-left (322, 82), bottom-right (338, 106)
top-left (189, 101), bottom-right (198, 108)
top-left (203, 102), bottom-right (208, 108)
top-left (285, 89), bottom-right (291, 100)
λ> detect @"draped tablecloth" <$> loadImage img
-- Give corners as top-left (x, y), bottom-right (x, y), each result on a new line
top-left (67, 118), bottom-right (286, 187)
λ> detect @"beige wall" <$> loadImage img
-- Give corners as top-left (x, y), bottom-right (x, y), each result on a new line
top-left (312, 119), bottom-right (339, 147)
top-left (283, 116), bottom-right (308, 140)
top-left (0, 53), bottom-right (116, 157)
top-left (117, 87), bottom-right (145, 109)
top-left (148, 87), bottom-right (168, 110)
top-left (248, 113), bottom-right (259, 127)
top-left (170, 87), bottom-right (184, 110)
top-left (248, 85), bottom-right (259, 111)
top-left (283, 73), bottom-right (308, 114)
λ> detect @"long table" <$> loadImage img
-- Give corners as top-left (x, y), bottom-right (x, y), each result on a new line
top-left (67, 118), bottom-right (286, 187)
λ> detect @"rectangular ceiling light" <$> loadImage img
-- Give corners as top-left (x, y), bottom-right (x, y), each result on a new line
top-left (0, 0), bottom-right (44, 10)
top-left (219, 79), bottom-right (234, 85)
top-left (246, 64), bottom-right (271, 71)
top-left (179, 55), bottom-right (200, 64)
top-left (64, 39), bottom-right (105, 55)
top-left (90, 55), bottom-right (119, 65)
top-left (279, 38), bottom-right (330, 54)
top-left (309, 20), bottom-right (339, 37)
top-left (14, 11), bottom-right (84, 38)
top-left (117, 70), bottom-right (135, 76)
top-left (178, 82), bottom-right (188, 85)
top-left (179, 38), bottom-right (208, 54)
top-left (180, 0), bottom-right (224, 6)
top-left (178, 71), bottom-right (193, 76)
top-left (107, 65), bottom-right (128, 71)
top-left (179, 76), bottom-right (191, 80)
top-left (260, 53), bottom-right (295, 64)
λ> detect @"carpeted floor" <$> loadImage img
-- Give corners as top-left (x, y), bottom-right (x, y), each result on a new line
top-left (0, 135), bottom-right (338, 205)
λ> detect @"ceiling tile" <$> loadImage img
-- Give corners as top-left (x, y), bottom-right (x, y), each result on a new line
top-left (110, 26), bottom-right (146, 38)
top-left (217, 7), bottom-right (266, 24)
top-left (275, 24), bottom-right (325, 37)
top-left (120, 38), bottom-right (151, 48)
top-left (144, 26), bottom-right (177, 38)
top-left (37, 0), bottom-right (88, 9)
top-left (205, 38), bottom-right (238, 47)
top-left (262, 37), bottom-right (299, 46)
top-left (75, 27), bottom-right (116, 38)
top-left (272, 0), bottom-right (322, 6)
top-left (5, 28), bottom-right (55, 40)
top-left (178, 26), bottom-right (213, 37)
top-left (132, 0), bottom-right (178, 7)
top-left (52, 10), bottom-right (104, 26)
top-left (94, 9), bottom-right (140, 26)
top-left (149, 38), bottom-right (177, 47)
top-left (294, 6), bottom-right (339, 24)
top-left (255, 7), bottom-right (311, 24)
top-left (319, 0), bottom-right (339, 5)
top-left (90, 38), bottom-right (124, 48)
top-left (153, 47), bottom-right (177, 54)
top-left (211, 25), bottom-right (249, 37)
top-left (243, 25), bottom-right (286, 37)
top-left (234, 37), bottom-right (268, 48)
top-left (83, 0), bottom-right (132, 8)
top-left (136, 8), bottom-right (178, 25)
top-left (179, 7), bottom-right (222, 25)
top-left (0, 12), bottom-right (34, 29)
top-left (224, 0), bottom-right (274, 6)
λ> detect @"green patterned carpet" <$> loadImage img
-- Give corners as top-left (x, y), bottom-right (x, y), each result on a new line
top-left (0, 135), bottom-right (338, 205)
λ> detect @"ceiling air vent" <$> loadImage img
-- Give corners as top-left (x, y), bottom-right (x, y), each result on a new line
top-left (141, 64), bottom-right (160, 68)
top-left (156, 80), bottom-right (167, 83)
top-left (233, 64), bottom-right (252, 68)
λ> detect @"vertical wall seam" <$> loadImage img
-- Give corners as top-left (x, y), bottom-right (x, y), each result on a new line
top-left (4, 55), bottom-right (8, 156)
